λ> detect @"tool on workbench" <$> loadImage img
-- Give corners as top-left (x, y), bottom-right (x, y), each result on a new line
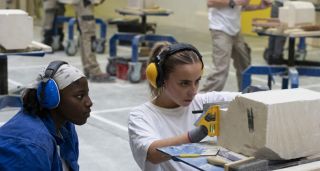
top-left (174, 147), bottom-right (220, 158)
top-left (208, 150), bottom-right (262, 169)
top-left (207, 149), bottom-right (245, 166)
top-left (217, 150), bottom-right (241, 162)
top-left (175, 153), bottom-right (218, 158)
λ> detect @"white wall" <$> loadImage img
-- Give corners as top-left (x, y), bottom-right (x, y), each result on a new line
top-left (0, 0), bottom-right (210, 34)
top-left (95, 0), bottom-right (209, 34)
top-left (150, 0), bottom-right (209, 33)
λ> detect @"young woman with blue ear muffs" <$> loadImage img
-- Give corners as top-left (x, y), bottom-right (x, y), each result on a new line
top-left (128, 42), bottom-right (240, 171)
top-left (0, 60), bottom-right (92, 171)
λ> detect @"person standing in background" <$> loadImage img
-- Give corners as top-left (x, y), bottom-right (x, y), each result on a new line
top-left (72, 0), bottom-right (114, 82)
top-left (200, 0), bottom-right (272, 92)
top-left (42, 0), bottom-right (65, 51)
top-left (42, 0), bottom-right (114, 82)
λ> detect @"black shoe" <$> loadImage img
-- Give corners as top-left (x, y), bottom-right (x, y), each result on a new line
top-left (89, 73), bottom-right (116, 83)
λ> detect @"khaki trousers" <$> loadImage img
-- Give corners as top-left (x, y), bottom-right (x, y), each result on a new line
top-left (73, 1), bottom-right (102, 76)
top-left (42, 0), bottom-right (64, 31)
top-left (201, 30), bottom-right (251, 92)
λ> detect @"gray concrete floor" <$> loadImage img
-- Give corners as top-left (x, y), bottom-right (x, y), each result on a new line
top-left (1, 24), bottom-right (320, 171)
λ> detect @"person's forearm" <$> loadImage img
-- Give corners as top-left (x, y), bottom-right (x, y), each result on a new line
top-left (207, 0), bottom-right (229, 8)
top-left (147, 133), bottom-right (190, 164)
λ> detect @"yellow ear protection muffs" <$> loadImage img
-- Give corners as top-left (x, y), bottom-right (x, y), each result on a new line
top-left (36, 60), bottom-right (68, 109)
top-left (146, 43), bottom-right (203, 88)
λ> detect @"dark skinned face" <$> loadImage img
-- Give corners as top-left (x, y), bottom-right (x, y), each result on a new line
top-left (54, 77), bottom-right (92, 126)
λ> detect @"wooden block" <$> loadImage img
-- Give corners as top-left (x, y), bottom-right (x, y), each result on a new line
top-left (218, 88), bottom-right (320, 160)
top-left (58, 0), bottom-right (81, 4)
top-left (225, 157), bottom-right (261, 171)
top-left (207, 156), bottom-right (229, 166)
top-left (0, 9), bottom-right (33, 50)
top-left (58, 0), bottom-right (102, 4)
top-left (308, 12), bottom-right (320, 47)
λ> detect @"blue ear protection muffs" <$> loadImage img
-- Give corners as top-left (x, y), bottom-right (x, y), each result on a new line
top-left (146, 43), bottom-right (203, 88)
top-left (36, 60), bottom-right (68, 109)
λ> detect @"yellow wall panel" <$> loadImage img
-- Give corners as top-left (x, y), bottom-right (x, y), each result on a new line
top-left (241, 0), bottom-right (271, 36)
top-left (64, 1), bottom-right (126, 19)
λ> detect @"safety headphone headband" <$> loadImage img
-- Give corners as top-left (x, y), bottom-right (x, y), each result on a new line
top-left (37, 60), bottom-right (68, 109)
top-left (155, 43), bottom-right (203, 65)
top-left (43, 60), bottom-right (68, 80)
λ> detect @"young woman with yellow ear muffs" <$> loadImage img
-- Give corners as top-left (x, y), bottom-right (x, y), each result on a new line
top-left (145, 42), bottom-right (204, 89)
top-left (128, 42), bottom-right (240, 170)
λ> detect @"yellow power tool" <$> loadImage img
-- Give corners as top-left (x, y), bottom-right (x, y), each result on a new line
top-left (193, 104), bottom-right (221, 137)
top-left (192, 102), bottom-right (229, 137)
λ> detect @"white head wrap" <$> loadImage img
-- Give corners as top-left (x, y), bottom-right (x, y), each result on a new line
top-left (28, 63), bottom-right (85, 90)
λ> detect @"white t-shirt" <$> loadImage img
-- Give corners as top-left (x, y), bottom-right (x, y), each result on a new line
top-left (208, 6), bottom-right (242, 36)
top-left (57, 145), bottom-right (70, 171)
top-left (128, 91), bottom-right (238, 171)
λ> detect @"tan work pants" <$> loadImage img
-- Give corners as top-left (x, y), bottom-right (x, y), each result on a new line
top-left (42, 0), bottom-right (64, 31)
top-left (73, 1), bottom-right (102, 76)
top-left (201, 30), bottom-right (251, 92)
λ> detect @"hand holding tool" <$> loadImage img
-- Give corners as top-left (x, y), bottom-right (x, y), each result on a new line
top-left (193, 105), bottom-right (220, 137)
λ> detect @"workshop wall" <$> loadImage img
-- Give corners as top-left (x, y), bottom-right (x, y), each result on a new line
top-left (0, 0), bottom-right (271, 36)
top-left (64, 0), bottom-right (210, 34)
top-left (0, 0), bottom-right (42, 20)
top-left (88, 0), bottom-right (271, 35)
top-left (241, 0), bottom-right (271, 35)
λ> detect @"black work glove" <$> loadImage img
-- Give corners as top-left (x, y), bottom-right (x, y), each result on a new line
top-left (242, 85), bottom-right (270, 94)
top-left (188, 126), bottom-right (208, 143)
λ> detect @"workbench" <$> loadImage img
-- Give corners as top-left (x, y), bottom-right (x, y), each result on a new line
top-left (106, 8), bottom-right (177, 83)
top-left (158, 141), bottom-right (320, 171)
top-left (158, 141), bottom-right (225, 171)
top-left (0, 43), bottom-right (48, 109)
top-left (241, 29), bottom-right (320, 90)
